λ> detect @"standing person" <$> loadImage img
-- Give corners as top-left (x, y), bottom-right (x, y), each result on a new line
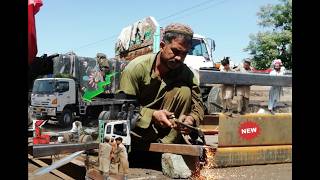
top-left (268, 59), bottom-right (286, 114)
top-left (114, 137), bottom-right (129, 179)
top-left (117, 23), bottom-right (204, 146)
top-left (109, 138), bottom-right (119, 175)
top-left (234, 58), bottom-right (253, 115)
top-left (98, 137), bottom-right (112, 178)
top-left (219, 57), bottom-right (234, 115)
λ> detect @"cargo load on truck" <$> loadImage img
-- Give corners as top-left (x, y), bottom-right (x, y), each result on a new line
top-left (52, 52), bottom-right (128, 95)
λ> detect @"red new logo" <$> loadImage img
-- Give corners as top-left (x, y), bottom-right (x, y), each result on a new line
top-left (238, 121), bottom-right (261, 140)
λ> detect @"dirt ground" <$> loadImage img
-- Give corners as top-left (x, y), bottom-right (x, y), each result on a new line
top-left (235, 86), bottom-right (292, 114)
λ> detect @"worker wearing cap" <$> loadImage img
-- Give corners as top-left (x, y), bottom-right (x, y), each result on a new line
top-left (219, 57), bottom-right (235, 115)
top-left (268, 59), bottom-right (286, 114)
top-left (234, 58), bottom-right (253, 114)
top-left (98, 136), bottom-right (112, 178)
top-left (113, 137), bottom-right (129, 178)
top-left (117, 23), bottom-right (204, 146)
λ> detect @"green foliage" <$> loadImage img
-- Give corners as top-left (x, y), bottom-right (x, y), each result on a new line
top-left (245, 0), bottom-right (292, 70)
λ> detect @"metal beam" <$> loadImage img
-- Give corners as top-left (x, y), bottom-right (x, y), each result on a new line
top-left (218, 113), bottom-right (292, 147)
top-left (199, 70), bottom-right (292, 86)
top-left (213, 145), bottom-right (292, 167)
top-left (32, 142), bottom-right (99, 158)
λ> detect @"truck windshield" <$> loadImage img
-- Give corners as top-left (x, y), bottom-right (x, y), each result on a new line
top-left (188, 38), bottom-right (210, 60)
top-left (32, 80), bottom-right (55, 94)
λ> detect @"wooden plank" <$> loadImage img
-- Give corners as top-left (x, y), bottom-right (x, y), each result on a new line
top-left (213, 145), bottom-right (292, 167)
top-left (148, 143), bottom-right (203, 156)
top-left (28, 154), bottom-right (75, 180)
top-left (202, 115), bottom-right (219, 125)
top-left (218, 113), bottom-right (292, 147)
top-left (199, 70), bottom-right (292, 86)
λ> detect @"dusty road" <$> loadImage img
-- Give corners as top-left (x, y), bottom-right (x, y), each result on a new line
top-left (200, 163), bottom-right (292, 180)
top-left (125, 163), bottom-right (292, 180)
top-left (29, 162), bottom-right (292, 180)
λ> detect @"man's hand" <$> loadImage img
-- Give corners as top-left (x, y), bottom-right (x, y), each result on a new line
top-left (177, 115), bottom-right (195, 135)
top-left (152, 109), bottom-right (174, 128)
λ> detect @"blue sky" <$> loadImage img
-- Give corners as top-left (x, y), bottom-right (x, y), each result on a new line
top-left (36, 0), bottom-right (279, 64)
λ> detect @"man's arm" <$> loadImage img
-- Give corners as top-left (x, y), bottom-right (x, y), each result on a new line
top-left (188, 84), bottom-right (205, 127)
top-left (117, 64), bottom-right (173, 129)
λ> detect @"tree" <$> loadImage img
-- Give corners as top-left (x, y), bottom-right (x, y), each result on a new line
top-left (244, 0), bottom-right (292, 69)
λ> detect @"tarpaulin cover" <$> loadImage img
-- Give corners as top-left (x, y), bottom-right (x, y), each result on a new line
top-left (52, 53), bottom-right (128, 95)
top-left (115, 16), bottom-right (158, 59)
top-left (28, 0), bottom-right (43, 64)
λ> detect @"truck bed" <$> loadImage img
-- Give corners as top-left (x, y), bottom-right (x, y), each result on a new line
top-left (84, 97), bottom-right (136, 106)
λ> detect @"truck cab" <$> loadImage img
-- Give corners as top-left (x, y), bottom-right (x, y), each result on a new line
top-left (104, 120), bottom-right (131, 149)
top-left (184, 34), bottom-right (215, 71)
top-left (30, 78), bottom-right (76, 125)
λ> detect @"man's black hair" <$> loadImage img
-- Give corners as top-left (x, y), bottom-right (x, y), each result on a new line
top-left (221, 57), bottom-right (230, 66)
top-left (163, 31), bottom-right (193, 45)
top-left (115, 137), bottom-right (123, 142)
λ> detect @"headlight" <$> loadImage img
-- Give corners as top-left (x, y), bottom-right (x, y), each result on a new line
top-left (51, 98), bottom-right (57, 104)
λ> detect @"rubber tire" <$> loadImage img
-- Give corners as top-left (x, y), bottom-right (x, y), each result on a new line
top-left (206, 86), bottom-right (222, 114)
top-left (79, 134), bottom-right (93, 143)
top-left (98, 111), bottom-right (111, 120)
top-left (59, 109), bottom-right (74, 127)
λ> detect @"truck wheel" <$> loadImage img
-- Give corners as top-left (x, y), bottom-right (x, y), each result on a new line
top-left (206, 86), bottom-right (222, 114)
top-left (59, 109), bottom-right (74, 127)
top-left (98, 111), bottom-right (111, 120)
top-left (79, 134), bottom-right (93, 143)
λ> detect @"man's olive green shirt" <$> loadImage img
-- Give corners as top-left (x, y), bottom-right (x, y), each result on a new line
top-left (117, 53), bottom-right (204, 128)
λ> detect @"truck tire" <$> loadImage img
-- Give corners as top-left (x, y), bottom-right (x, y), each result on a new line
top-left (98, 111), bottom-right (111, 121)
top-left (79, 134), bottom-right (93, 143)
top-left (205, 86), bottom-right (222, 114)
top-left (59, 109), bottom-right (74, 127)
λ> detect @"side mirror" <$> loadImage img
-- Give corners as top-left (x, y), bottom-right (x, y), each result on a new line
top-left (211, 39), bottom-right (216, 52)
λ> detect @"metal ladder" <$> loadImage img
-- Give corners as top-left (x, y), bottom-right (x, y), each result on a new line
top-left (79, 103), bottom-right (86, 115)
top-left (98, 120), bottom-right (106, 143)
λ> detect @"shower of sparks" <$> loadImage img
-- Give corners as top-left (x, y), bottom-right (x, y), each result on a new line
top-left (191, 146), bottom-right (218, 180)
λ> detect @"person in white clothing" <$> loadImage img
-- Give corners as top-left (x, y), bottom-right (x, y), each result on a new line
top-left (268, 59), bottom-right (286, 114)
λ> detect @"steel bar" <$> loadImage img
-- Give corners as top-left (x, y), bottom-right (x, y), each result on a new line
top-left (199, 70), bottom-right (292, 86)
top-left (33, 142), bottom-right (99, 158)
top-left (213, 145), bottom-right (292, 167)
top-left (28, 154), bottom-right (75, 180)
top-left (33, 150), bottom-right (85, 176)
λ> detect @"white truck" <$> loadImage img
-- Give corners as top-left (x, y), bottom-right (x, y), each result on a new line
top-left (30, 52), bottom-right (132, 126)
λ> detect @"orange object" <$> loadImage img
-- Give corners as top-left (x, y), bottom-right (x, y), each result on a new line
top-left (33, 119), bottom-right (50, 144)
top-left (33, 134), bottom-right (50, 144)
top-left (215, 63), bottom-right (221, 69)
